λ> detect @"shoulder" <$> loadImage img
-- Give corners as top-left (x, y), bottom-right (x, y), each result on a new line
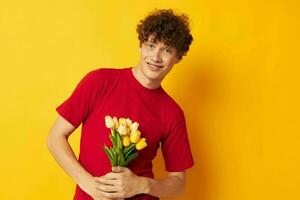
top-left (163, 92), bottom-right (184, 115)
top-left (87, 67), bottom-right (127, 79)
top-left (79, 67), bottom-right (127, 85)
top-left (79, 67), bottom-right (129, 92)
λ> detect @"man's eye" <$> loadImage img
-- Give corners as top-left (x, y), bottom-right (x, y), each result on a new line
top-left (148, 44), bottom-right (155, 48)
top-left (165, 49), bottom-right (172, 53)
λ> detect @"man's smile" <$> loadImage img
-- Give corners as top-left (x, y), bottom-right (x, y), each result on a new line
top-left (146, 62), bottom-right (164, 69)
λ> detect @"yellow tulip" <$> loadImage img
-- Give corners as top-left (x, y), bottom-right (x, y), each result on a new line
top-left (105, 115), bottom-right (114, 129)
top-left (126, 127), bottom-right (130, 136)
top-left (122, 136), bottom-right (130, 147)
top-left (136, 138), bottom-right (147, 150)
top-left (130, 130), bottom-right (141, 143)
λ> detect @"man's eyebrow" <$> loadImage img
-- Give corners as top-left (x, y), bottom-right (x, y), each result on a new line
top-left (146, 41), bottom-right (173, 49)
top-left (146, 40), bottom-right (156, 44)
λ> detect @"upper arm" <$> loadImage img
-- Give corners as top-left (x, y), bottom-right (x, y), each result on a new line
top-left (161, 108), bottom-right (195, 172)
top-left (47, 115), bottom-right (76, 141)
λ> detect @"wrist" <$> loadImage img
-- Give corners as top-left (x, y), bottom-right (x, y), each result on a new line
top-left (138, 176), bottom-right (151, 194)
top-left (75, 171), bottom-right (93, 191)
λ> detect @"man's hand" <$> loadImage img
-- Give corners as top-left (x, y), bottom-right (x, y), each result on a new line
top-left (78, 174), bottom-right (115, 200)
top-left (93, 166), bottom-right (147, 199)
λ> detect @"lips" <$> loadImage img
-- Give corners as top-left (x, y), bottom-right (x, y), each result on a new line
top-left (146, 62), bottom-right (163, 68)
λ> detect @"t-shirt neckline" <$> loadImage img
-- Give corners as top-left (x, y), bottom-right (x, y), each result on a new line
top-left (127, 67), bottom-right (163, 93)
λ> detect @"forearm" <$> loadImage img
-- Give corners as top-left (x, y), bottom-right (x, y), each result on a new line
top-left (47, 135), bottom-right (92, 188)
top-left (139, 175), bottom-right (185, 198)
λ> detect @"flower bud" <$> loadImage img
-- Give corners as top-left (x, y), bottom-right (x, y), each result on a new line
top-left (119, 118), bottom-right (127, 126)
top-left (127, 127), bottom-right (131, 136)
top-left (122, 136), bottom-right (130, 147)
top-left (130, 130), bottom-right (141, 143)
top-left (118, 124), bottom-right (127, 135)
top-left (126, 118), bottom-right (132, 126)
top-left (113, 116), bottom-right (119, 129)
top-left (130, 122), bottom-right (139, 132)
top-left (105, 115), bottom-right (115, 129)
top-left (136, 138), bottom-right (147, 150)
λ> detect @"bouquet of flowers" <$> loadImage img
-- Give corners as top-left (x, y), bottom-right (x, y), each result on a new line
top-left (103, 115), bottom-right (147, 167)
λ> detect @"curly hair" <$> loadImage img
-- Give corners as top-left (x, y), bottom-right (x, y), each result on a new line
top-left (136, 9), bottom-right (193, 59)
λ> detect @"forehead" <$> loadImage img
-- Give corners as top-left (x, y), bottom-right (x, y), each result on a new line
top-left (145, 35), bottom-right (174, 49)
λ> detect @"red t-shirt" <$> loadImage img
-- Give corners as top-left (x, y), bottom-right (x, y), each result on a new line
top-left (56, 67), bottom-right (195, 200)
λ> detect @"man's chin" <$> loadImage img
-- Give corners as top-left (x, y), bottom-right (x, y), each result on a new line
top-left (146, 73), bottom-right (165, 84)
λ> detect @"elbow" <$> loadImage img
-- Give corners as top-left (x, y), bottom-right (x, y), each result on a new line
top-left (46, 134), bottom-right (54, 151)
top-left (46, 133), bottom-right (68, 151)
top-left (46, 134), bottom-right (60, 150)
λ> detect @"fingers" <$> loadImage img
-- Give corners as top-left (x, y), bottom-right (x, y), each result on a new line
top-left (94, 177), bottom-right (121, 186)
top-left (97, 184), bottom-right (121, 193)
top-left (101, 172), bottom-right (121, 180)
top-left (99, 190), bottom-right (123, 199)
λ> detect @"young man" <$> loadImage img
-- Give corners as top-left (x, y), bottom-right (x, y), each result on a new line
top-left (47, 9), bottom-right (194, 200)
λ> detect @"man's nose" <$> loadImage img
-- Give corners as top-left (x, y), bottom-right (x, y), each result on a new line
top-left (151, 49), bottom-right (162, 62)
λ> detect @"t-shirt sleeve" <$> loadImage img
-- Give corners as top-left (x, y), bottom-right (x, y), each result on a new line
top-left (161, 109), bottom-right (195, 172)
top-left (55, 70), bottom-right (101, 129)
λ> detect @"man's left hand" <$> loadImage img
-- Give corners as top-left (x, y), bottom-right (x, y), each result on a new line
top-left (94, 166), bottom-right (144, 199)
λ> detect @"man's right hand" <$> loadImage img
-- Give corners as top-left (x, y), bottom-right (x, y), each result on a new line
top-left (46, 116), bottom-right (123, 200)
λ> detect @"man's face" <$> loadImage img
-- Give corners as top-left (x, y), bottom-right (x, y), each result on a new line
top-left (137, 35), bottom-right (181, 84)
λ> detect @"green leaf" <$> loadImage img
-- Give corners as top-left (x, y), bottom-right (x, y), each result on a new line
top-left (124, 143), bottom-right (136, 155)
top-left (115, 152), bottom-right (119, 166)
top-left (118, 151), bottom-right (125, 166)
top-left (116, 133), bottom-right (122, 150)
top-left (125, 146), bottom-right (137, 160)
top-left (111, 148), bottom-right (117, 166)
top-left (103, 145), bottom-right (113, 162)
top-left (124, 152), bottom-right (138, 166)
top-left (111, 129), bottom-right (116, 136)
top-left (110, 133), bottom-right (117, 147)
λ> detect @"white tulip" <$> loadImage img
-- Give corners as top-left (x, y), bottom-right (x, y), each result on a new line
top-left (126, 118), bottom-right (132, 126)
top-left (119, 118), bottom-right (127, 126)
top-left (113, 116), bottom-right (119, 129)
top-left (130, 122), bottom-right (139, 132)
top-left (105, 115), bottom-right (115, 129)
top-left (118, 124), bottom-right (128, 135)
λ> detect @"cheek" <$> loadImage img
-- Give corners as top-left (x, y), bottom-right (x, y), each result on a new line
top-left (141, 52), bottom-right (149, 60)
top-left (164, 57), bottom-right (173, 64)
top-left (139, 51), bottom-right (146, 59)
top-left (141, 48), bottom-right (151, 57)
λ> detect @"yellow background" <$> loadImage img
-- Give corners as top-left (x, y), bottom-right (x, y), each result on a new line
top-left (0, 0), bottom-right (299, 199)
